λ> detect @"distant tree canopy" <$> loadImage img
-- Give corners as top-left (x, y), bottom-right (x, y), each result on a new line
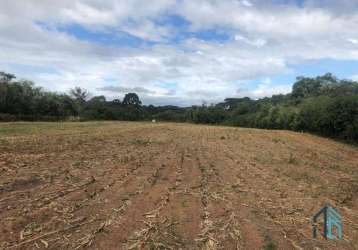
top-left (122, 93), bottom-right (142, 106)
top-left (70, 87), bottom-right (89, 104)
top-left (0, 71), bottom-right (357, 142)
top-left (0, 72), bottom-right (16, 83)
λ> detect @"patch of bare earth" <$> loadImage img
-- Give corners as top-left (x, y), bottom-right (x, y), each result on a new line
top-left (0, 122), bottom-right (357, 249)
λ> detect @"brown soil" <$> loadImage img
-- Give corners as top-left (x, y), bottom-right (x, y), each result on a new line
top-left (0, 122), bottom-right (357, 250)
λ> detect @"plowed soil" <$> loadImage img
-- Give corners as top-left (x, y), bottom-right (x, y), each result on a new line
top-left (0, 122), bottom-right (357, 250)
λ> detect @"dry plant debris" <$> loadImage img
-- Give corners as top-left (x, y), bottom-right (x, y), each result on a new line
top-left (0, 122), bottom-right (357, 249)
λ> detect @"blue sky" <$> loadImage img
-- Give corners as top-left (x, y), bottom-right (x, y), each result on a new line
top-left (1, 0), bottom-right (358, 106)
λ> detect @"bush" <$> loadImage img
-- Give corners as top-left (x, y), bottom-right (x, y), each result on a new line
top-left (0, 113), bottom-right (16, 122)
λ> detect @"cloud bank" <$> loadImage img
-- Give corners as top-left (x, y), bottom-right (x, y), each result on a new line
top-left (1, 0), bottom-right (358, 105)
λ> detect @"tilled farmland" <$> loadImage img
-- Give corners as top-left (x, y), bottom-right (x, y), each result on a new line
top-left (0, 122), bottom-right (357, 250)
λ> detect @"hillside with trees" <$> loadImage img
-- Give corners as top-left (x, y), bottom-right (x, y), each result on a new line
top-left (1, 72), bottom-right (357, 142)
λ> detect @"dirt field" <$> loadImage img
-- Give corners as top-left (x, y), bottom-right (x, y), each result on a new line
top-left (0, 122), bottom-right (357, 250)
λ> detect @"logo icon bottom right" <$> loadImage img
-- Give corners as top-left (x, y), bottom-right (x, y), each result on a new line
top-left (312, 203), bottom-right (343, 240)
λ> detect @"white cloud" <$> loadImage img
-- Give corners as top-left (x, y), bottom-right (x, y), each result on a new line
top-left (348, 38), bottom-right (358, 45)
top-left (249, 82), bottom-right (292, 99)
top-left (234, 35), bottom-right (267, 48)
top-left (237, 78), bottom-right (292, 99)
top-left (1, 0), bottom-right (358, 105)
top-left (241, 0), bottom-right (253, 8)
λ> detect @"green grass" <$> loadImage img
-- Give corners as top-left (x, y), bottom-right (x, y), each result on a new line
top-left (0, 122), bottom-right (110, 136)
top-left (129, 138), bottom-right (151, 145)
top-left (264, 242), bottom-right (277, 250)
top-left (288, 153), bottom-right (298, 165)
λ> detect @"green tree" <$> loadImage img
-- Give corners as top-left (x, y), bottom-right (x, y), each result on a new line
top-left (292, 77), bottom-right (322, 98)
top-left (327, 96), bottom-right (358, 141)
top-left (70, 87), bottom-right (89, 103)
top-left (122, 93), bottom-right (142, 106)
top-left (69, 87), bottom-right (89, 116)
top-left (83, 96), bottom-right (109, 120)
top-left (297, 96), bottom-right (333, 134)
top-left (0, 72), bottom-right (16, 83)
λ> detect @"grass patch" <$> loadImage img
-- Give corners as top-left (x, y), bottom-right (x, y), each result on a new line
top-left (181, 199), bottom-right (188, 207)
top-left (288, 153), bottom-right (298, 165)
top-left (264, 242), bottom-right (277, 250)
top-left (0, 122), bottom-right (109, 136)
top-left (272, 138), bottom-right (281, 143)
top-left (0, 138), bottom-right (10, 145)
top-left (129, 138), bottom-right (151, 146)
top-left (0, 125), bottom-right (35, 135)
top-left (72, 161), bottom-right (82, 168)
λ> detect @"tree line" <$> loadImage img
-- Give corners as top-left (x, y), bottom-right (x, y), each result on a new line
top-left (1, 72), bottom-right (357, 142)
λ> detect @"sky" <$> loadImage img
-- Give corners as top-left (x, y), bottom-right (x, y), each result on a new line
top-left (1, 0), bottom-right (358, 106)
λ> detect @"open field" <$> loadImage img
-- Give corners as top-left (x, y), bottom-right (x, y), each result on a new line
top-left (0, 122), bottom-right (357, 250)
